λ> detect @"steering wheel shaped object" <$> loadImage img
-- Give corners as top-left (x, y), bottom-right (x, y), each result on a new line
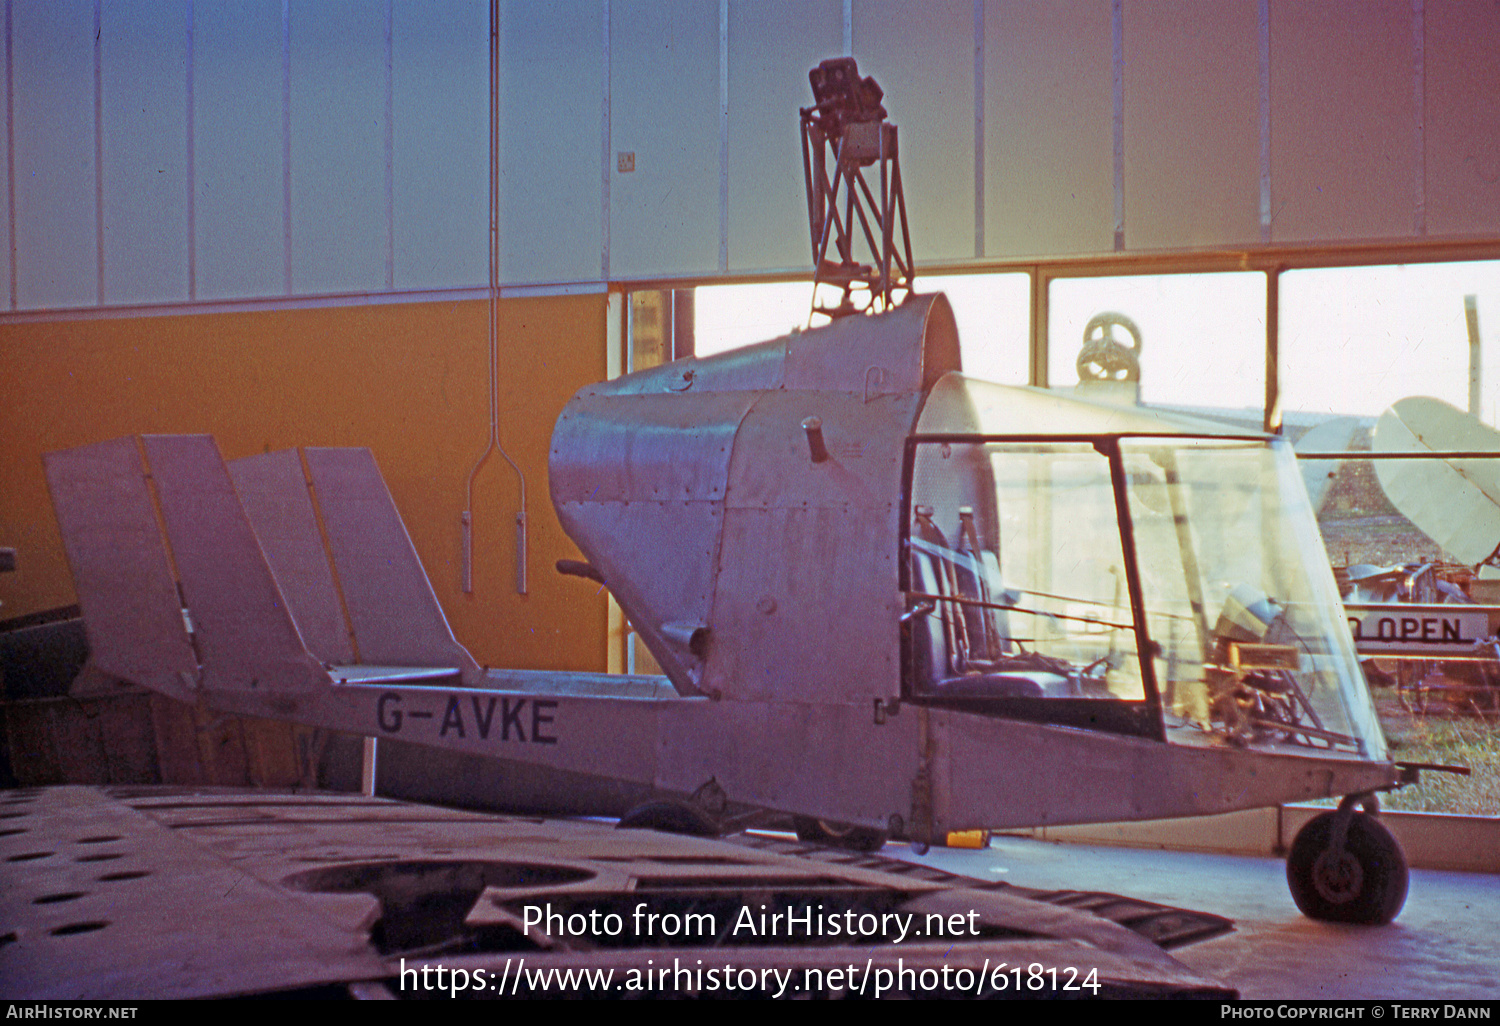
top-left (1077, 312), bottom-right (1142, 383)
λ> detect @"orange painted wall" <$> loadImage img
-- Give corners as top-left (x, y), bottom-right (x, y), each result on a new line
top-left (0, 294), bottom-right (610, 673)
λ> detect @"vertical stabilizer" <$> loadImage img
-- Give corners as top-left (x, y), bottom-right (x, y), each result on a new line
top-left (229, 449), bottom-right (356, 666)
top-left (43, 437), bottom-right (199, 700)
top-left (140, 435), bottom-right (331, 692)
top-left (303, 448), bottom-right (482, 682)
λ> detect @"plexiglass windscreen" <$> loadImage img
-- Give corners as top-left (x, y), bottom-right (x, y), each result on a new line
top-left (906, 424), bottom-right (1386, 760)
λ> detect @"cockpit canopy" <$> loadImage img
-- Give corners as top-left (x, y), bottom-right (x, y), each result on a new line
top-left (906, 374), bottom-right (1387, 760)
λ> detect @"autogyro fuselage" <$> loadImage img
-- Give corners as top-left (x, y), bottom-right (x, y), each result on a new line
top-left (550, 292), bottom-right (1398, 840)
top-left (44, 290), bottom-right (1408, 924)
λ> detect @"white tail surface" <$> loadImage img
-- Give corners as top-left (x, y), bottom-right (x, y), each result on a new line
top-left (46, 435), bottom-right (476, 698)
top-left (43, 437), bottom-right (199, 699)
top-left (303, 447), bottom-right (481, 682)
top-left (139, 435), bottom-right (330, 693)
top-left (229, 448), bottom-right (356, 666)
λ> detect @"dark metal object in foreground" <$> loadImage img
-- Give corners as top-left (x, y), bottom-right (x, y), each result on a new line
top-left (0, 786), bottom-right (1234, 1000)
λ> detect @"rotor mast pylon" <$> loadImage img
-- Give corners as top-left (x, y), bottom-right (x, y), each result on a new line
top-left (800, 58), bottom-right (914, 322)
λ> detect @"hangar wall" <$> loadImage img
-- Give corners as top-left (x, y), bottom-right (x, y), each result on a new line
top-left (0, 294), bottom-right (611, 671)
top-left (1, 0), bottom-right (1497, 311)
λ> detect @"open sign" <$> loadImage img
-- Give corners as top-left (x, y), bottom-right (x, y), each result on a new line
top-left (1344, 602), bottom-right (1499, 659)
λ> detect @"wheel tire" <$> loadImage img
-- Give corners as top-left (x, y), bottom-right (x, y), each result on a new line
top-left (616, 800), bottom-right (720, 837)
top-left (1286, 811), bottom-right (1408, 925)
top-left (792, 816), bottom-right (887, 853)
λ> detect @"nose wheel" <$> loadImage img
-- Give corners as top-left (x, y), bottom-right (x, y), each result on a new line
top-left (1285, 794), bottom-right (1408, 925)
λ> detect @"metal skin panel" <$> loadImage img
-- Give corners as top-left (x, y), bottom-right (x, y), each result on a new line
top-left (722, 391), bottom-right (918, 512)
top-left (42, 438), bottom-right (199, 700)
top-left (706, 506), bottom-right (901, 705)
top-left (208, 683), bottom-right (690, 790)
top-left (655, 700), bottom-right (923, 830)
top-left (549, 392), bottom-right (753, 504)
top-left (581, 336), bottom-right (788, 398)
top-left (139, 435), bottom-right (330, 694)
top-left (782, 293), bottom-right (961, 393)
top-left (3, 789), bottom-right (1233, 1000)
top-left (936, 712), bottom-right (1399, 834)
top-left (554, 500), bottom-right (723, 695)
top-left (575, 293), bottom-right (958, 401)
top-left (551, 391), bottom-right (756, 695)
top-left (551, 293), bottom-right (961, 705)
top-left (704, 390), bottom-right (923, 705)
top-left (229, 449), bottom-right (355, 665)
top-left (303, 447), bottom-right (481, 680)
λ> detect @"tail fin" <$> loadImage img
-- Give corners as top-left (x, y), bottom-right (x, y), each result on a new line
top-left (302, 447), bottom-right (480, 680)
top-left (45, 435), bottom-right (477, 698)
top-left (137, 435), bottom-right (329, 692)
top-left (228, 448), bottom-right (355, 666)
top-left (43, 437), bottom-right (199, 700)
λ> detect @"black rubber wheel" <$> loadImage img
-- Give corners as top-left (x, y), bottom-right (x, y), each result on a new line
top-left (792, 816), bottom-right (887, 853)
top-left (616, 800), bottom-right (720, 837)
top-left (1286, 811), bottom-right (1408, 925)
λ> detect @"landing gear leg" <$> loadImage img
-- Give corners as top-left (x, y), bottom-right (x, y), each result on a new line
top-left (1286, 793), bottom-right (1408, 925)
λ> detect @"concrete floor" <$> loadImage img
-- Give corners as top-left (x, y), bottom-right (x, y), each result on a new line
top-left (893, 834), bottom-right (1500, 1000)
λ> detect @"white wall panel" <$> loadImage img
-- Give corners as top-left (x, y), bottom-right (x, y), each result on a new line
top-left (855, 0), bottom-right (974, 265)
top-left (13, 0), bottom-right (96, 308)
top-left (726, 0), bottom-right (842, 274)
top-left (496, 0), bottom-right (602, 286)
top-left (194, 0), bottom-right (284, 301)
top-left (1270, 0), bottom-right (1417, 243)
top-left (394, 0), bottom-right (485, 291)
top-left (1425, 0), bottom-right (1500, 238)
top-left (290, 0), bottom-right (386, 294)
top-left (5, 1), bottom-right (1498, 310)
top-left (985, 0), bottom-right (1114, 258)
top-left (1123, 0), bottom-right (1260, 250)
top-left (609, 0), bottom-right (719, 279)
top-left (0, 6), bottom-right (12, 307)
top-left (101, 2), bottom-right (189, 305)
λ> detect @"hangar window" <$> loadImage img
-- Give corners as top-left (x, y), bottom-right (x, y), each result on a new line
top-left (1280, 260), bottom-right (1500, 572)
top-left (1281, 262), bottom-right (1499, 426)
top-left (1046, 272), bottom-right (1266, 413)
top-left (693, 273), bottom-right (1030, 383)
top-left (1278, 262), bottom-right (1500, 763)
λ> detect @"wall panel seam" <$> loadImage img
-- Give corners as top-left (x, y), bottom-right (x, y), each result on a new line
top-left (93, 0), bottom-right (103, 304)
top-left (384, 0), bottom-right (394, 291)
top-left (1111, 0), bottom-right (1124, 252)
top-left (282, 0), bottom-right (292, 295)
top-left (5, 0), bottom-right (15, 310)
top-left (973, 0), bottom-right (984, 259)
top-left (1412, 0), bottom-right (1425, 236)
top-left (601, 0), bottom-right (611, 280)
top-left (718, 0), bottom-right (728, 272)
top-left (1259, 0), bottom-right (1271, 243)
top-left (185, 0), bottom-right (196, 301)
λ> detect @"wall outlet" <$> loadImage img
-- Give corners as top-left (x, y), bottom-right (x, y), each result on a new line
top-left (617, 151), bottom-right (635, 173)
